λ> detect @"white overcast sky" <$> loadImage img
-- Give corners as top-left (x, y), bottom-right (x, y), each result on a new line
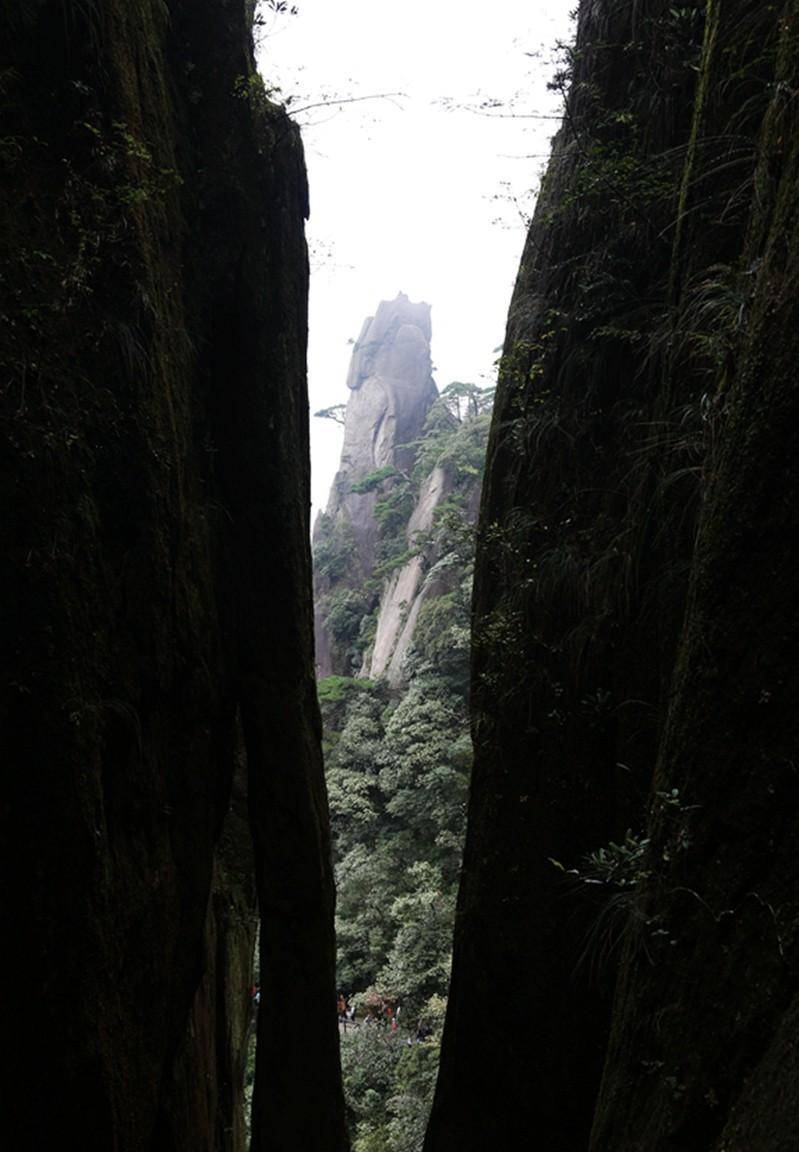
top-left (257, 0), bottom-right (575, 514)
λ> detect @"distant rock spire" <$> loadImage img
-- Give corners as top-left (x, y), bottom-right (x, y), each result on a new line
top-left (337, 292), bottom-right (435, 493)
top-left (321, 292), bottom-right (437, 566)
top-left (313, 293), bottom-right (438, 677)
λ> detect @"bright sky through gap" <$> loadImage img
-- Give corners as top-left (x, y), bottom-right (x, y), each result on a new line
top-left (257, 0), bottom-right (576, 516)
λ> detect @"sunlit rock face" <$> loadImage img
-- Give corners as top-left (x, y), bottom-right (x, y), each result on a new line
top-left (0, 3), bottom-right (345, 1151)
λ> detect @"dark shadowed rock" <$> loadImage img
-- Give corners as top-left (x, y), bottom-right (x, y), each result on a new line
top-left (591, 8), bottom-right (799, 1146)
top-left (426, 1), bottom-right (796, 1150)
top-left (0, 2), bottom-right (346, 1150)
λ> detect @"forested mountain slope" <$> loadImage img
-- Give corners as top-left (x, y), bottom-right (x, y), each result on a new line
top-left (313, 303), bottom-right (491, 1150)
top-left (426, 2), bottom-right (799, 1150)
top-left (1, 3), bottom-right (344, 1150)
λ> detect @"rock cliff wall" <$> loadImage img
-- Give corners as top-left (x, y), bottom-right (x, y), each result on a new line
top-left (591, 8), bottom-right (799, 1146)
top-left (427, 1), bottom-right (799, 1149)
top-left (0, 3), bottom-right (345, 1150)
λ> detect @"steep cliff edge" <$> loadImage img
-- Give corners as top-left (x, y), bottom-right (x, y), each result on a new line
top-left (427, 1), bottom-right (797, 1149)
top-left (0, 4), bottom-right (344, 1150)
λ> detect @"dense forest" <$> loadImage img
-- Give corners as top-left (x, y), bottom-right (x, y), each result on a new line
top-left (3, 0), bottom-right (799, 1150)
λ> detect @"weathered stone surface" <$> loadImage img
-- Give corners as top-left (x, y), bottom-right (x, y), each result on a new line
top-left (329, 293), bottom-right (436, 567)
top-left (314, 293), bottom-right (436, 676)
top-left (367, 466), bottom-right (451, 683)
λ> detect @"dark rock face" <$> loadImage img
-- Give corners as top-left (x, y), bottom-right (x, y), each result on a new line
top-left (0, 3), bottom-right (345, 1150)
top-left (156, 742), bottom-right (256, 1152)
top-left (427, 1), bottom-right (799, 1149)
top-left (591, 8), bottom-right (799, 1146)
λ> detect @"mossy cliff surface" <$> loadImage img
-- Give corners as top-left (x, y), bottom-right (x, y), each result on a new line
top-left (426, 1), bottom-right (799, 1149)
top-left (0, 3), bottom-right (345, 1150)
